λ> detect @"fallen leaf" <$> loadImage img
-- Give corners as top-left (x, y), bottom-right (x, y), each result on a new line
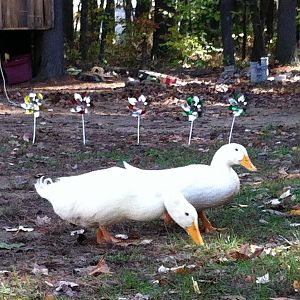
top-left (293, 280), bottom-right (300, 292)
top-left (131, 293), bottom-right (150, 300)
top-left (22, 133), bottom-right (31, 142)
top-left (55, 281), bottom-right (79, 291)
top-left (262, 209), bottom-right (288, 216)
top-left (0, 270), bottom-right (11, 276)
top-left (289, 223), bottom-right (300, 227)
top-left (256, 273), bottom-right (270, 284)
top-left (219, 296), bottom-right (246, 300)
top-left (113, 238), bottom-right (153, 247)
top-left (229, 251), bottom-right (250, 261)
top-left (158, 264), bottom-right (196, 274)
top-left (88, 259), bottom-right (113, 276)
top-left (115, 234), bottom-right (129, 239)
top-left (191, 276), bottom-right (201, 294)
top-left (289, 210), bottom-right (300, 216)
top-left (55, 281), bottom-right (79, 297)
top-left (35, 215), bottom-right (52, 226)
top-left (244, 275), bottom-right (255, 283)
top-left (70, 229), bottom-right (85, 236)
top-left (286, 173), bottom-right (300, 179)
top-left (32, 263), bottom-right (49, 275)
top-left (251, 247), bottom-right (264, 258)
top-left (279, 189), bottom-right (291, 199)
top-left (292, 203), bottom-right (300, 210)
top-left (229, 243), bottom-right (264, 261)
top-left (4, 225), bottom-right (34, 232)
top-left (44, 281), bottom-right (54, 287)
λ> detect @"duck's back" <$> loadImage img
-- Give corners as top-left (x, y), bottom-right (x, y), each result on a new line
top-left (124, 164), bottom-right (240, 210)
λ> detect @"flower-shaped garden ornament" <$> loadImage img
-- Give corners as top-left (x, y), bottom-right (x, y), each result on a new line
top-left (227, 93), bottom-right (247, 143)
top-left (128, 94), bottom-right (149, 117)
top-left (127, 94), bottom-right (149, 144)
top-left (181, 96), bottom-right (204, 145)
top-left (70, 93), bottom-right (91, 114)
top-left (21, 92), bottom-right (44, 144)
top-left (228, 93), bottom-right (247, 117)
top-left (70, 93), bottom-right (92, 145)
top-left (21, 92), bottom-right (44, 118)
top-left (181, 96), bottom-right (204, 122)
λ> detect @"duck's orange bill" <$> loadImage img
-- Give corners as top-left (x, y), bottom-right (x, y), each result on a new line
top-left (240, 155), bottom-right (257, 172)
top-left (186, 222), bottom-right (204, 246)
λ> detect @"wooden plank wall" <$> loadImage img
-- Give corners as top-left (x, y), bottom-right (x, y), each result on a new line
top-left (0, 0), bottom-right (54, 29)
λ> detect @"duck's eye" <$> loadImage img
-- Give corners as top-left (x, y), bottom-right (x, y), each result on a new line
top-left (235, 148), bottom-right (238, 151)
top-left (185, 212), bottom-right (189, 216)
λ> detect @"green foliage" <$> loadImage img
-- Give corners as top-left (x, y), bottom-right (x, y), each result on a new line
top-left (162, 0), bottom-right (222, 67)
top-left (165, 29), bottom-right (222, 67)
top-left (105, 17), bottom-right (157, 67)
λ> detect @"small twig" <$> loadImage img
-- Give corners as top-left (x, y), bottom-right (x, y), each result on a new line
top-left (278, 235), bottom-right (295, 246)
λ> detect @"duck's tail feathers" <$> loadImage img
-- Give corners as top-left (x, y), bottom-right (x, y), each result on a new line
top-left (34, 176), bottom-right (53, 199)
top-left (123, 161), bottom-right (140, 171)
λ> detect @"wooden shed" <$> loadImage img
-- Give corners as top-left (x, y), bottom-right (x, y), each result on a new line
top-left (0, 0), bottom-right (57, 84)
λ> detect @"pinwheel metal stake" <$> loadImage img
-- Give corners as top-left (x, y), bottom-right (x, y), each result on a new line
top-left (128, 95), bottom-right (149, 145)
top-left (227, 93), bottom-right (247, 143)
top-left (70, 93), bottom-right (92, 145)
top-left (21, 93), bottom-right (44, 144)
top-left (181, 96), bottom-right (204, 145)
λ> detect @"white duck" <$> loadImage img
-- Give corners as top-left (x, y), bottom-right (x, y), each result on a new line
top-left (123, 143), bottom-right (257, 232)
top-left (35, 166), bottom-right (203, 245)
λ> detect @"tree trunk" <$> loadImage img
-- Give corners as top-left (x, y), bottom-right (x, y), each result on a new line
top-left (99, 0), bottom-right (115, 63)
top-left (241, 1), bottom-right (247, 60)
top-left (89, 0), bottom-right (99, 41)
top-left (265, 0), bottom-right (275, 43)
top-left (124, 0), bottom-right (133, 24)
top-left (220, 0), bottom-right (235, 66)
top-left (135, 0), bottom-right (151, 19)
top-left (250, 0), bottom-right (266, 61)
top-left (275, 0), bottom-right (297, 64)
top-left (63, 0), bottom-right (74, 45)
top-left (37, 0), bottom-right (64, 79)
top-left (80, 0), bottom-right (89, 62)
top-left (151, 0), bottom-right (175, 60)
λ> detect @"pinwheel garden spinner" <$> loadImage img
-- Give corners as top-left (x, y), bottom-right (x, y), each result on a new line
top-left (21, 92), bottom-right (44, 144)
top-left (181, 96), bottom-right (204, 145)
top-left (128, 95), bottom-right (149, 145)
top-left (227, 93), bottom-right (247, 143)
top-left (70, 93), bottom-right (92, 145)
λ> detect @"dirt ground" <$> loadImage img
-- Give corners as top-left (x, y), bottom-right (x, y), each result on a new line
top-left (0, 68), bottom-right (299, 299)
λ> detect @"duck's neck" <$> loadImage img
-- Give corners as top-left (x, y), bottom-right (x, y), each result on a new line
top-left (210, 152), bottom-right (233, 169)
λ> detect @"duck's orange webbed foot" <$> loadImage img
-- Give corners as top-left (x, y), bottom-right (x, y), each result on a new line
top-left (163, 212), bottom-right (174, 225)
top-left (198, 210), bottom-right (227, 233)
top-left (96, 226), bottom-right (122, 244)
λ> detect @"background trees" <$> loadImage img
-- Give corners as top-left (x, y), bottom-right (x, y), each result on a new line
top-left (275, 0), bottom-right (297, 64)
top-left (60, 0), bottom-right (298, 72)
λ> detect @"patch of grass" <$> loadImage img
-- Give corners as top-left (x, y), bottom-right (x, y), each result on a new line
top-left (144, 146), bottom-right (213, 168)
top-left (2, 132), bottom-right (300, 299)
top-left (70, 149), bottom-right (130, 162)
top-left (257, 125), bottom-right (276, 141)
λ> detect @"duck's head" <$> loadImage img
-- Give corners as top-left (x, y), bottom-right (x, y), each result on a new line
top-left (212, 143), bottom-right (257, 171)
top-left (163, 192), bottom-right (204, 246)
